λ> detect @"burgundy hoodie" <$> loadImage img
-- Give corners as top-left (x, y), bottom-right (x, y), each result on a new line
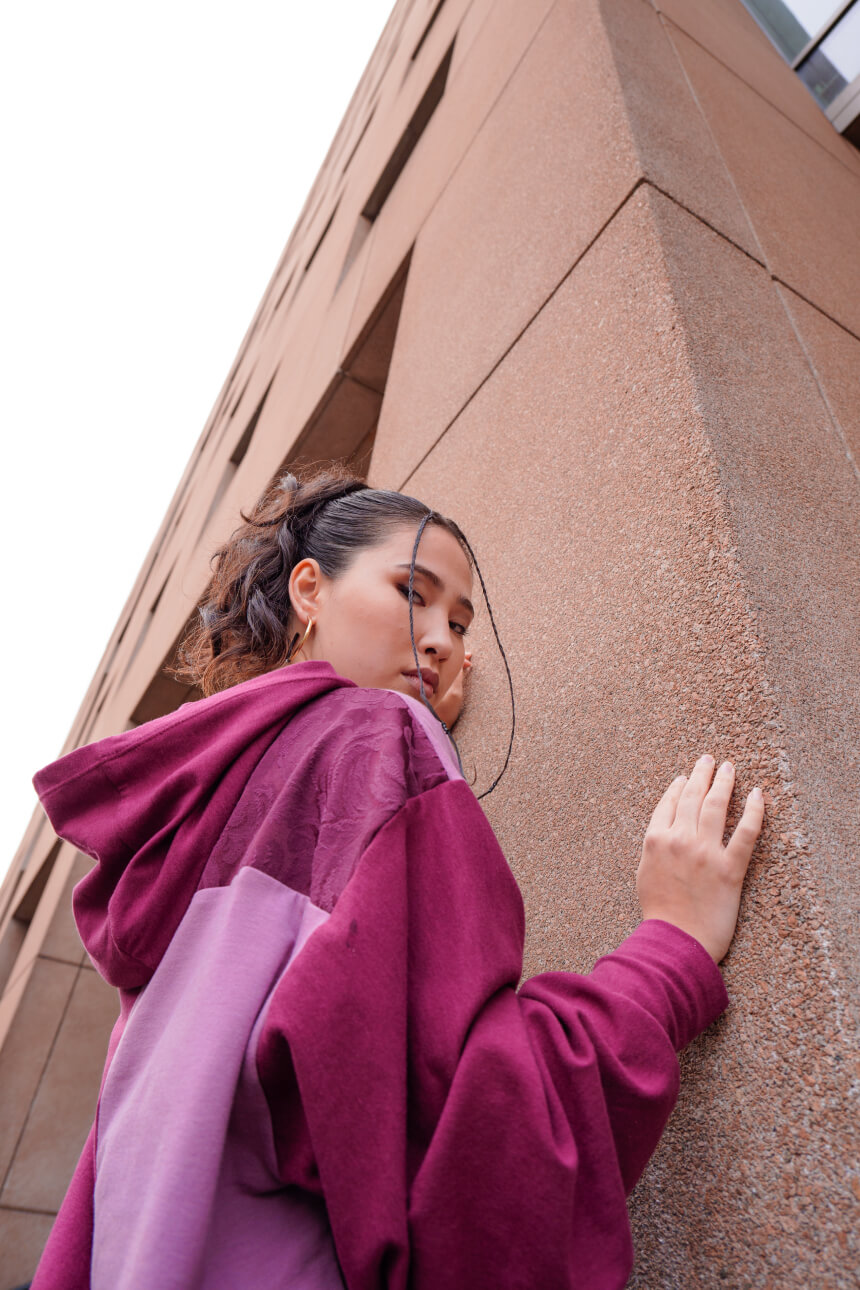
top-left (30, 661), bottom-right (727, 1290)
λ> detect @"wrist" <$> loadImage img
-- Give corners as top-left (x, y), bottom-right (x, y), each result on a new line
top-left (638, 917), bottom-right (718, 962)
top-left (638, 908), bottom-right (724, 962)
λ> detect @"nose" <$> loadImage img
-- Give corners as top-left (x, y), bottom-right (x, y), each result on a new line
top-left (415, 608), bottom-right (452, 662)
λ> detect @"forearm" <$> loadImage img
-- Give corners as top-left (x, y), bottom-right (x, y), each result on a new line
top-left (518, 920), bottom-right (728, 1194)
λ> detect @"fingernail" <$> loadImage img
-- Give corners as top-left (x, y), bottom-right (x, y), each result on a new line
top-left (699, 754), bottom-right (714, 766)
top-left (751, 786), bottom-right (763, 801)
top-left (719, 761), bottom-right (734, 776)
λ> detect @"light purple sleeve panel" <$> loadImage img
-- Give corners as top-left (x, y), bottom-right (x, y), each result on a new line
top-left (256, 779), bottom-right (728, 1290)
top-left (90, 868), bottom-right (340, 1290)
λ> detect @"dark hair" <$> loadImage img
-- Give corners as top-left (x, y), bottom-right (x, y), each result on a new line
top-left (174, 465), bottom-right (471, 697)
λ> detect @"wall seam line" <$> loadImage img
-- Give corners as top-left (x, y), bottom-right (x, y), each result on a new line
top-left (624, 41), bottom-right (860, 493)
top-left (643, 180), bottom-right (765, 269)
top-left (0, 1202), bottom-right (58, 1217)
top-left (644, 182), bottom-right (850, 1017)
top-left (773, 283), bottom-right (860, 486)
top-left (397, 0), bottom-right (562, 264)
top-left (643, 183), bottom-right (860, 343)
top-left (624, 14), bottom-right (860, 344)
top-left (344, 0), bottom-right (559, 375)
top-left (0, 952), bottom-right (38, 1006)
top-left (654, 11), bottom-right (769, 267)
top-left (1, 949), bottom-right (83, 1006)
top-left (38, 951), bottom-right (85, 969)
top-left (770, 276), bottom-right (860, 344)
top-left (398, 175), bottom-right (647, 489)
top-left (0, 962), bottom-right (83, 1197)
top-left (656, 10), bottom-right (860, 185)
top-left (398, 173), bottom-right (860, 495)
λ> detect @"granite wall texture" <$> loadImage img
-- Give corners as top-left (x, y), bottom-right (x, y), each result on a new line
top-left (0, 0), bottom-right (857, 1285)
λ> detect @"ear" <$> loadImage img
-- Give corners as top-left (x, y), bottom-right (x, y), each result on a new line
top-left (288, 558), bottom-right (328, 623)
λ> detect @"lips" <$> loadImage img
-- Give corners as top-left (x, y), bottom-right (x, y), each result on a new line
top-left (402, 668), bottom-right (438, 695)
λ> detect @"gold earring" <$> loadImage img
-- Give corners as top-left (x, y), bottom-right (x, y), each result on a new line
top-left (287, 617), bottom-right (314, 664)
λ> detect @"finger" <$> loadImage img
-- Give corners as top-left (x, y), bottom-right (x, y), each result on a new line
top-left (724, 788), bottom-right (765, 874)
top-left (648, 774), bottom-right (688, 832)
top-left (675, 755), bottom-right (716, 827)
top-left (698, 760), bottom-right (736, 839)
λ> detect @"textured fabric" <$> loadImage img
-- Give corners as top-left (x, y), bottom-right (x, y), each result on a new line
top-left (93, 870), bottom-right (337, 1290)
top-left (33, 662), bottom-right (354, 988)
top-left (393, 691), bottom-right (464, 782)
top-left (31, 662), bottom-right (728, 1290)
top-left (259, 781), bottom-right (727, 1290)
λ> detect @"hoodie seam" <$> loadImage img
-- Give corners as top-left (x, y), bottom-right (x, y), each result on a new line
top-left (36, 669), bottom-right (354, 799)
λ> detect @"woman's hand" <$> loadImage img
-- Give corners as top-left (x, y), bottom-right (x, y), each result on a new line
top-left (636, 756), bottom-right (765, 963)
top-left (435, 651), bottom-right (472, 728)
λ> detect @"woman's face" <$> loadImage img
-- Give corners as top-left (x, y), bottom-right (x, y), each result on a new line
top-left (289, 522), bottom-right (474, 712)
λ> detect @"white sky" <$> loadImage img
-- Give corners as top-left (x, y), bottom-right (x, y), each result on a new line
top-left (784, 0), bottom-right (842, 37)
top-left (1, 1), bottom-right (395, 885)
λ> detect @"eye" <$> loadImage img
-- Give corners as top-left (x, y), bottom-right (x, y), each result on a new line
top-left (450, 621), bottom-right (469, 637)
top-left (397, 583), bottom-right (424, 605)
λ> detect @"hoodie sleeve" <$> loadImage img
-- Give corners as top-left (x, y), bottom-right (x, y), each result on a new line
top-left (256, 778), bottom-right (727, 1290)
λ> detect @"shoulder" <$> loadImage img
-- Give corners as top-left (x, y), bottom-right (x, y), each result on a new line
top-left (257, 688), bottom-right (457, 912)
top-left (202, 686), bottom-right (458, 909)
top-left (287, 685), bottom-right (461, 792)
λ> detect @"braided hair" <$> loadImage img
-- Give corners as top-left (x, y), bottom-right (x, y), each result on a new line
top-left (406, 512), bottom-right (515, 800)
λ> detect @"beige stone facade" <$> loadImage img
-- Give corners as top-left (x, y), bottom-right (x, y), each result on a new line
top-left (1, 1), bottom-right (858, 1284)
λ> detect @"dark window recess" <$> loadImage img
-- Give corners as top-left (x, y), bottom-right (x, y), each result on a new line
top-left (337, 215), bottom-right (373, 289)
top-left (117, 567), bottom-right (174, 691)
top-left (82, 668), bottom-right (111, 734)
top-left (362, 42), bottom-right (454, 221)
top-left (131, 620), bottom-right (203, 727)
top-left (231, 373), bottom-right (275, 466)
top-left (212, 364), bottom-right (240, 423)
top-left (198, 373), bottom-right (277, 540)
top-left (150, 573), bottom-right (169, 615)
top-left (17, 843), bottom-right (61, 918)
top-left (118, 612), bottom-right (153, 690)
top-left (0, 841), bottom-right (63, 994)
top-left (272, 270), bottom-right (295, 313)
top-left (287, 252), bottom-right (412, 476)
top-left (229, 372), bottom-right (252, 418)
top-left (304, 203), bottom-right (340, 275)
top-left (168, 495), bottom-right (189, 539)
top-left (342, 106), bottom-right (377, 175)
top-left (410, 0), bottom-right (447, 62)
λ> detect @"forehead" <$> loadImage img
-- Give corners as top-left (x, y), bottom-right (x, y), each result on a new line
top-left (358, 522), bottom-right (472, 586)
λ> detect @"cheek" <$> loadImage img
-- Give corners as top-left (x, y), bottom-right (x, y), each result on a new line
top-left (330, 583), bottom-right (408, 654)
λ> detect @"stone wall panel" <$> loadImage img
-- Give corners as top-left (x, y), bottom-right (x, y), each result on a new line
top-left (405, 184), bottom-right (857, 1287)
top-left (665, 22), bottom-right (860, 336)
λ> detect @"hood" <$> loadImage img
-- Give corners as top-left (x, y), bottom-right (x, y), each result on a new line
top-left (33, 661), bottom-right (353, 990)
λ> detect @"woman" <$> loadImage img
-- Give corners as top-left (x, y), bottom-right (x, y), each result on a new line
top-left (31, 469), bottom-right (764, 1290)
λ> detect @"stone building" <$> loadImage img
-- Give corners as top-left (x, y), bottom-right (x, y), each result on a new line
top-left (1, 0), bottom-right (858, 1284)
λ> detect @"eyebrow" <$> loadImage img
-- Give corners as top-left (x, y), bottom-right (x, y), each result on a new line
top-left (395, 563), bottom-right (475, 617)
